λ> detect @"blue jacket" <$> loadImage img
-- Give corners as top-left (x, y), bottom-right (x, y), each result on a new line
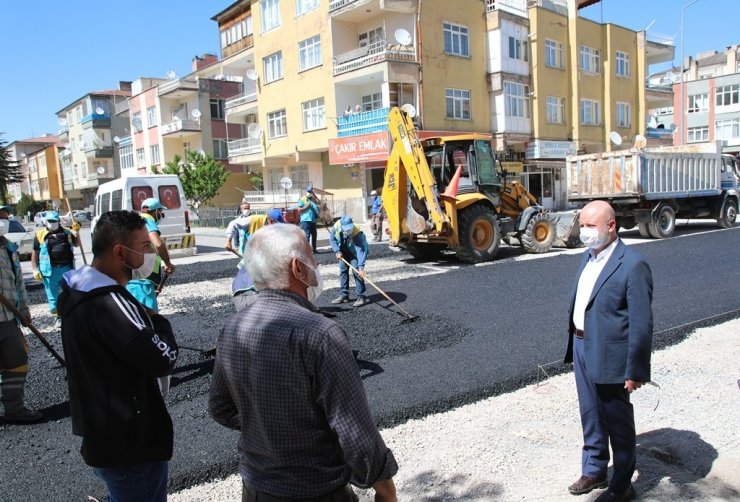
top-left (564, 240), bottom-right (653, 384)
top-left (371, 196), bottom-right (383, 215)
top-left (329, 221), bottom-right (368, 269)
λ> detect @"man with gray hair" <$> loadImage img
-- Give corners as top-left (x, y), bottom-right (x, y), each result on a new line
top-left (209, 224), bottom-right (398, 502)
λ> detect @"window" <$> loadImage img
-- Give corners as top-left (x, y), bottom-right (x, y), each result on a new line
top-left (508, 36), bottom-right (528, 62)
top-left (100, 192), bottom-right (110, 212)
top-left (443, 22), bottom-right (469, 57)
top-left (136, 148), bottom-right (145, 166)
top-left (221, 16), bottom-right (254, 48)
top-left (361, 93), bottom-right (382, 111)
top-left (546, 96), bottom-right (565, 124)
top-left (616, 51), bottom-right (630, 78)
top-left (150, 145), bottom-right (161, 165)
top-left (132, 111), bottom-right (143, 132)
top-left (131, 186), bottom-right (154, 211)
top-left (687, 126), bottom-right (709, 142)
top-left (296, 0), bottom-right (318, 16)
top-left (579, 45), bottom-right (600, 73)
top-left (504, 82), bottom-right (529, 118)
top-left (268, 167), bottom-right (283, 191)
top-left (210, 99), bottom-right (225, 119)
top-left (80, 161), bottom-right (87, 178)
top-left (580, 99), bottom-right (601, 125)
top-left (716, 84), bottom-right (739, 106)
top-left (359, 27), bottom-right (384, 48)
top-left (158, 186), bottom-right (181, 209)
top-left (212, 139), bottom-right (229, 159)
top-left (688, 93), bottom-right (709, 113)
top-left (268, 109), bottom-right (288, 138)
top-left (445, 88), bottom-right (471, 119)
top-left (545, 39), bottom-right (564, 69)
top-left (111, 189), bottom-right (123, 211)
top-left (260, 0), bottom-right (280, 32)
top-left (616, 102), bottom-right (631, 127)
top-left (289, 164), bottom-right (309, 187)
top-left (298, 35), bottom-right (321, 71)
top-left (120, 145), bottom-right (134, 169)
top-left (301, 98), bottom-right (325, 131)
top-left (146, 106), bottom-right (158, 127)
top-left (715, 118), bottom-right (740, 141)
top-left (263, 51), bottom-right (283, 83)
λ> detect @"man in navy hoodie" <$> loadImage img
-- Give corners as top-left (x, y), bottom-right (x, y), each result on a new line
top-left (58, 211), bottom-right (178, 502)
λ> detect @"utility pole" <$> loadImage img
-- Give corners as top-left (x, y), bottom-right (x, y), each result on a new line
top-left (680, 0), bottom-right (700, 145)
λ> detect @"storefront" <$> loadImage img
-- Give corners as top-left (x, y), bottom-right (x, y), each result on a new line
top-left (524, 140), bottom-right (578, 210)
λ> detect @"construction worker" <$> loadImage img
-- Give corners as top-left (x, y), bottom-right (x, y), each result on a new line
top-left (235, 199), bottom-right (252, 218)
top-left (31, 211), bottom-right (80, 327)
top-left (126, 198), bottom-right (175, 314)
top-left (298, 186), bottom-right (320, 253)
top-left (0, 206), bottom-right (42, 423)
top-left (225, 208), bottom-right (284, 256)
top-left (370, 190), bottom-right (384, 242)
top-left (329, 215), bottom-right (370, 307)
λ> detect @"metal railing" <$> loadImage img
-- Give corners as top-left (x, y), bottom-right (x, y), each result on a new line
top-left (158, 78), bottom-right (198, 96)
top-left (81, 113), bottom-right (111, 124)
top-left (227, 137), bottom-right (261, 156)
top-left (333, 39), bottom-right (416, 75)
top-left (485, 0), bottom-right (527, 16)
top-left (329, 0), bottom-right (358, 12)
top-left (161, 119), bottom-right (201, 135)
top-left (647, 32), bottom-right (675, 47)
top-left (646, 82), bottom-right (674, 93)
top-left (337, 107), bottom-right (390, 137)
top-left (225, 91), bottom-right (258, 110)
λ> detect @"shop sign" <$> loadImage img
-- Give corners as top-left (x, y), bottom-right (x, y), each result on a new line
top-left (526, 140), bottom-right (577, 159)
top-left (329, 132), bottom-right (388, 165)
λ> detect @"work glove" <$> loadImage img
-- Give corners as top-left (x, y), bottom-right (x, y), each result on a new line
top-left (33, 269), bottom-right (42, 281)
top-left (71, 222), bottom-right (81, 232)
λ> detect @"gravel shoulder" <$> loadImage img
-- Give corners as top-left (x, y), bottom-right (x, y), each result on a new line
top-left (171, 319), bottom-right (740, 502)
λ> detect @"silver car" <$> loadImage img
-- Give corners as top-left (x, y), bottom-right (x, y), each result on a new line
top-left (6, 219), bottom-right (34, 260)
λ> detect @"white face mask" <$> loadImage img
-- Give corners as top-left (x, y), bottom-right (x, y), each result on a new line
top-left (123, 246), bottom-right (158, 280)
top-left (579, 224), bottom-right (609, 249)
top-left (298, 259), bottom-right (324, 303)
top-left (0, 219), bottom-right (8, 237)
top-left (46, 221), bottom-right (60, 231)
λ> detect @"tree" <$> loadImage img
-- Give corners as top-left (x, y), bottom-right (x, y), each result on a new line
top-left (0, 134), bottom-right (25, 205)
top-left (155, 150), bottom-right (229, 211)
top-left (15, 192), bottom-right (47, 218)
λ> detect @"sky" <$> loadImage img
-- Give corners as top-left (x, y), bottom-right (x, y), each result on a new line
top-left (1, 0), bottom-right (737, 144)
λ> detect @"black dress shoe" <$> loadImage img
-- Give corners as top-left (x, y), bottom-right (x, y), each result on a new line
top-left (568, 475), bottom-right (607, 495)
top-left (594, 485), bottom-right (636, 502)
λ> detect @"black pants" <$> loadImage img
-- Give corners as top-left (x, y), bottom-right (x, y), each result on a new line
top-left (243, 483), bottom-right (358, 502)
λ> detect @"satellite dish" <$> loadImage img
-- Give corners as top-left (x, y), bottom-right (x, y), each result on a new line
top-left (633, 134), bottom-right (647, 149)
top-left (247, 123), bottom-right (263, 139)
top-left (246, 68), bottom-right (259, 81)
top-left (400, 103), bottom-right (416, 118)
top-left (113, 136), bottom-right (121, 143)
top-left (166, 69), bottom-right (177, 79)
top-left (57, 118), bottom-right (68, 127)
top-left (191, 109), bottom-right (202, 119)
top-left (609, 131), bottom-right (623, 146)
top-left (95, 106), bottom-right (105, 115)
top-left (646, 114), bottom-right (658, 129)
top-left (20, 153), bottom-right (26, 158)
top-left (669, 123), bottom-right (677, 132)
top-left (394, 28), bottom-right (412, 46)
top-left (96, 166), bottom-right (106, 175)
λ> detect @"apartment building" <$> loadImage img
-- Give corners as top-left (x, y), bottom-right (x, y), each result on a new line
top-left (55, 88), bottom-right (131, 209)
top-left (6, 135), bottom-right (63, 208)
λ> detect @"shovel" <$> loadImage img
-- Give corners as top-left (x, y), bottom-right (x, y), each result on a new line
top-left (339, 257), bottom-right (418, 324)
top-left (0, 293), bottom-right (65, 367)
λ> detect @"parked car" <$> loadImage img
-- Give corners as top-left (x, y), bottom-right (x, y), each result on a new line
top-left (6, 219), bottom-right (34, 260)
top-left (60, 210), bottom-right (91, 227)
top-left (34, 211), bottom-right (45, 227)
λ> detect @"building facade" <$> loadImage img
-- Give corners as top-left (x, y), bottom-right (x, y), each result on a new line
top-left (5, 136), bottom-right (63, 210)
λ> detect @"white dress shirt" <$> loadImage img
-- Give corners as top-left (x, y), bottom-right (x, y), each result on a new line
top-left (572, 238), bottom-right (620, 330)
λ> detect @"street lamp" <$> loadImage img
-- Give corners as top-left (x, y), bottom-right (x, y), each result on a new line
top-left (680, 0), bottom-right (700, 145)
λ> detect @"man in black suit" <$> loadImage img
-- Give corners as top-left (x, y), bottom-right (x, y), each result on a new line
top-left (565, 200), bottom-right (654, 502)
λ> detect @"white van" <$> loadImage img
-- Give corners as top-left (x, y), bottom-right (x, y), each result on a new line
top-left (92, 175), bottom-right (196, 254)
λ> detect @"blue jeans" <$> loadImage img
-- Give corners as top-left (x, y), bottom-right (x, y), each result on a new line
top-left (93, 461), bottom-right (168, 502)
top-left (300, 221), bottom-right (318, 251)
top-left (338, 256), bottom-right (366, 298)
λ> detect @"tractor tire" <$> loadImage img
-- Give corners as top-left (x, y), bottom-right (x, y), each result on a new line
top-left (717, 197), bottom-right (738, 229)
top-left (406, 242), bottom-right (445, 261)
top-left (455, 205), bottom-right (501, 263)
top-left (647, 205), bottom-right (676, 239)
top-left (637, 223), bottom-right (652, 238)
top-left (521, 212), bottom-right (556, 254)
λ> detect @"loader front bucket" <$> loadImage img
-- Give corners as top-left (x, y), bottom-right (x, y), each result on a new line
top-left (549, 210), bottom-right (581, 248)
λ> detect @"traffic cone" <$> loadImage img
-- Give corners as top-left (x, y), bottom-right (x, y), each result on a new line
top-left (440, 164), bottom-right (463, 201)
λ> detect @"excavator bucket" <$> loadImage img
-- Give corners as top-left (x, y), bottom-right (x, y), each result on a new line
top-left (548, 210), bottom-right (581, 248)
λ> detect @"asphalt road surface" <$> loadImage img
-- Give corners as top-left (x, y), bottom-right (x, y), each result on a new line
top-left (2, 223), bottom-right (739, 500)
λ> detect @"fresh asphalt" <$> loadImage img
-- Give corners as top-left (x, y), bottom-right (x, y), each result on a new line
top-left (2, 224), bottom-right (739, 500)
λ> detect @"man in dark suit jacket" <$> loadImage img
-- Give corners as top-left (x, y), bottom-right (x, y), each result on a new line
top-left (565, 201), bottom-right (653, 502)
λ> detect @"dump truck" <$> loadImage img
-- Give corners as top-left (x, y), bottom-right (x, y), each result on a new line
top-left (382, 106), bottom-right (579, 263)
top-left (566, 141), bottom-right (739, 238)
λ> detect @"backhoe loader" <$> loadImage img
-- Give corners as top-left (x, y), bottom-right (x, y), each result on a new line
top-left (382, 106), bottom-right (579, 263)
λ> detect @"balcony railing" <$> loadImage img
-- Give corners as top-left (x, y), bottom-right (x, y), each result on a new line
top-left (228, 137), bottom-right (261, 157)
top-left (225, 91), bottom-right (258, 110)
top-left (329, 0), bottom-right (358, 12)
top-left (114, 100), bottom-right (130, 115)
top-left (81, 113), bottom-right (111, 127)
top-left (333, 40), bottom-right (416, 75)
top-left (161, 119), bottom-right (201, 135)
top-left (84, 146), bottom-right (114, 158)
top-left (647, 32), bottom-right (675, 47)
top-left (222, 34), bottom-right (254, 59)
top-left (485, 0), bottom-right (527, 16)
top-left (646, 82), bottom-right (674, 93)
top-left (337, 107), bottom-right (389, 138)
top-left (158, 78), bottom-right (199, 96)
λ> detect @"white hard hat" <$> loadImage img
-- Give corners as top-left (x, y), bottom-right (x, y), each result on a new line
top-left (370, 190), bottom-right (377, 196)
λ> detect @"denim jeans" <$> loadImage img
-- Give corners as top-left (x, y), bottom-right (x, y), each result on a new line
top-left (300, 221), bottom-right (318, 251)
top-left (93, 461), bottom-right (168, 502)
top-left (338, 257), bottom-right (366, 298)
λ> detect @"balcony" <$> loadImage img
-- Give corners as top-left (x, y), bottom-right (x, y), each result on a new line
top-left (228, 138), bottom-right (261, 162)
top-left (84, 146), bottom-right (114, 158)
top-left (81, 113), bottom-right (111, 128)
top-left (485, 0), bottom-right (527, 17)
top-left (225, 91), bottom-right (258, 119)
top-left (161, 119), bottom-right (201, 137)
top-left (337, 107), bottom-right (389, 138)
top-left (114, 99), bottom-right (130, 115)
top-left (333, 40), bottom-right (416, 76)
top-left (645, 80), bottom-right (674, 108)
top-left (158, 78), bottom-right (199, 98)
top-left (330, 0), bottom-right (417, 19)
top-left (222, 34), bottom-right (254, 59)
top-left (646, 32), bottom-right (675, 66)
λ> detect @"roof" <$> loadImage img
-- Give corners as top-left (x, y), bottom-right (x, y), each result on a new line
top-left (696, 53), bottom-right (727, 67)
top-left (577, 0), bottom-right (601, 8)
top-left (210, 0), bottom-right (250, 22)
top-left (55, 89), bottom-right (131, 115)
top-left (14, 135), bottom-right (59, 144)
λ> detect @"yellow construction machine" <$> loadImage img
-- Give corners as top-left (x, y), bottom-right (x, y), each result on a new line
top-left (382, 106), bottom-right (579, 263)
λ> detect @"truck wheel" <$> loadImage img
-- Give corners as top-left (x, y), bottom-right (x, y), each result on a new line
top-left (616, 216), bottom-right (636, 231)
top-left (406, 242), bottom-right (445, 260)
top-left (456, 205), bottom-right (500, 263)
top-left (521, 212), bottom-right (555, 254)
top-left (637, 223), bottom-right (652, 238)
top-left (717, 198), bottom-right (738, 229)
top-left (647, 205), bottom-right (675, 239)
